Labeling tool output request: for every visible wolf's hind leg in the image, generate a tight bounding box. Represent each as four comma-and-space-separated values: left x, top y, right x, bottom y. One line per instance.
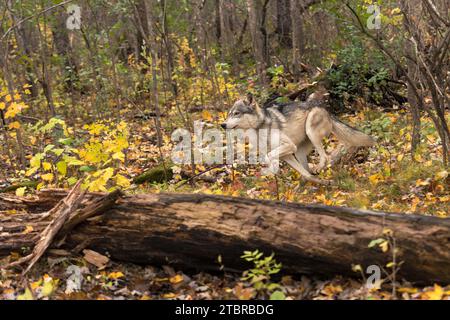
282, 154, 331, 185
305, 110, 333, 174
330, 145, 359, 166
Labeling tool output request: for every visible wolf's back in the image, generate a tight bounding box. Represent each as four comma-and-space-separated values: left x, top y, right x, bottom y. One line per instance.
331, 117, 375, 147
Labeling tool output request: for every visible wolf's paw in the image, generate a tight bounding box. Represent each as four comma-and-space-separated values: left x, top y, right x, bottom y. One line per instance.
307, 176, 332, 185
311, 165, 324, 175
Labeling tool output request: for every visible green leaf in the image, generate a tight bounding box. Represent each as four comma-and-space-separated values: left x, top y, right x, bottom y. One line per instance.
368, 238, 385, 248
79, 165, 96, 172
17, 288, 33, 300
56, 161, 67, 176
44, 144, 55, 153
267, 283, 280, 291
270, 291, 285, 300
52, 148, 65, 156
67, 177, 78, 185
58, 138, 73, 145
41, 280, 55, 297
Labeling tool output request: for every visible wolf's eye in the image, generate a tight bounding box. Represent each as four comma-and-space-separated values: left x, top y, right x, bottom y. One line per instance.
234, 111, 240, 116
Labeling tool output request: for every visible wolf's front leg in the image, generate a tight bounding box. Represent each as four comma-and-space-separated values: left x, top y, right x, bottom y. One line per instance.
282, 155, 331, 185
261, 141, 297, 175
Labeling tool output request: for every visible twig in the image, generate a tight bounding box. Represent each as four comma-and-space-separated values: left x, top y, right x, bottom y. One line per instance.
175, 164, 227, 189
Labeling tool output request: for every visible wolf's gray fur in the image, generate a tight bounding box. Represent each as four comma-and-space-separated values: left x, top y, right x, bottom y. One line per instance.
221, 92, 375, 184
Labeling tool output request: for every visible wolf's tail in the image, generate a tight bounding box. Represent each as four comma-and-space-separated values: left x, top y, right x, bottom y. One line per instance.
331, 117, 375, 147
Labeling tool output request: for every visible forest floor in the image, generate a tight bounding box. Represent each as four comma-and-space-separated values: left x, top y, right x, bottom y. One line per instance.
1, 254, 450, 300
0, 103, 449, 300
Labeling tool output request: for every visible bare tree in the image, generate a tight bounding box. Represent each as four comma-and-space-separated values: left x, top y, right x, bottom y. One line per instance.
247, 0, 270, 84
290, 0, 305, 78
347, 2, 450, 163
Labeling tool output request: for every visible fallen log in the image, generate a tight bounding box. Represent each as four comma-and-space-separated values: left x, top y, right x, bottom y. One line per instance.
6, 182, 85, 274
1, 190, 449, 284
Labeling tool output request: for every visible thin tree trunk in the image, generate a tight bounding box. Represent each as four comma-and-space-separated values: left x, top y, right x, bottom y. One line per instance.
290, 0, 305, 79
276, 0, 291, 48
246, 0, 269, 85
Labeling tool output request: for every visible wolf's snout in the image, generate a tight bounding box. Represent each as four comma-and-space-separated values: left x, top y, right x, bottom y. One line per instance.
220, 123, 226, 129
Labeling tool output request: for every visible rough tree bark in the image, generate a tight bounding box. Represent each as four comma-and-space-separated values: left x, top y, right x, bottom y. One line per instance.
247, 0, 269, 84
51, 7, 79, 92
1, 191, 449, 284
276, 0, 292, 48
290, 0, 305, 78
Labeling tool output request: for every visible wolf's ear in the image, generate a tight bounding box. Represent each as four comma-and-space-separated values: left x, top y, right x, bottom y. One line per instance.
245, 93, 253, 105
252, 101, 264, 119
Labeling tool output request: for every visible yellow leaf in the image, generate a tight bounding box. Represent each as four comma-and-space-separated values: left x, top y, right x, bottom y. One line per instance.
352, 264, 363, 273
30, 154, 42, 168
379, 240, 389, 253
108, 271, 124, 279
423, 284, 444, 300
163, 292, 176, 299
321, 284, 343, 296
16, 187, 26, 196
56, 161, 67, 176
0, 102, 5, 110
8, 121, 20, 129
41, 173, 54, 182
415, 179, 430, 187
115, 174, 130, 189
42, 162, 52, 171
41, 277, 57, 297
169, 274, 184, 284
5, 94, 11, 102
398, 287, 418, 294
369, 173, 382, 185
31, 280, 42, 290
5, 102, 27, 118
201, 110, 213, 122
17, 288, 33, 300
22, 225, 33, 234
112, 151, 125, 162
25, 167, 39, 177
435, 170, 448, 180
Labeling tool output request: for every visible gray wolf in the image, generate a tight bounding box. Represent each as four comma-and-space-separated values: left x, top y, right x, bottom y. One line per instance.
221, 91, 375, 185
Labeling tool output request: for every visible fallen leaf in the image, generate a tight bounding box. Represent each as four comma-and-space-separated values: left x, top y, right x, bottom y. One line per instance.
15, 187, 26, 197
169, 274, 184, 284
83, 249, 109, 269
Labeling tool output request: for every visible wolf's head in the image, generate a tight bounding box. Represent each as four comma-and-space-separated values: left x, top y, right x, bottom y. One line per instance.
221, 94, 265, 130
306, 88, 330, 104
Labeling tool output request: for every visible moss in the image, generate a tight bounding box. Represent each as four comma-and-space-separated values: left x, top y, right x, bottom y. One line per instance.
0, 180, 39, 193
133, 164, 173, 184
